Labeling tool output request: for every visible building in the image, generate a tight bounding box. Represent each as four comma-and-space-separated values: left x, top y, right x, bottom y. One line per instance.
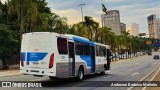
131, 23, 139, 36
120, 23, 126, 35
147, 14, 160, 39
102, 10, 121, 35
156, 19, 160, 38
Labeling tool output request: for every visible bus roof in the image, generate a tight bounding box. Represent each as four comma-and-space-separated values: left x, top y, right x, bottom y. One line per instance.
22, 32, 109, 48
94, 42, 110, 48
64, 34, 94, 46
23, 32, 59, 36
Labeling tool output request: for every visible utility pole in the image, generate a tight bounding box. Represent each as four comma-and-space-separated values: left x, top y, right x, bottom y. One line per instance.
78, 3, 85, 23
100, 0, 103, 27
0, 0, 2, 13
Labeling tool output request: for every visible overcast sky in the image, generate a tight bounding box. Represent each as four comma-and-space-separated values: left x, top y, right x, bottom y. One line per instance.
1, 0, 160, 34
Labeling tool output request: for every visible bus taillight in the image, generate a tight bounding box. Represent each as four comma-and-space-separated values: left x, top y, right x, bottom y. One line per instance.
20, 53, 24, 67
49, 53, 54, 68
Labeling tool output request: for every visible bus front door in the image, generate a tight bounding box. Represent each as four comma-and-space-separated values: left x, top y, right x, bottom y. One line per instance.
68, 42, 75, 76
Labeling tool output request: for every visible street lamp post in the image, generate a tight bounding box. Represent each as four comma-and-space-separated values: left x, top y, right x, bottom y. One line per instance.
78, 3, 85, 23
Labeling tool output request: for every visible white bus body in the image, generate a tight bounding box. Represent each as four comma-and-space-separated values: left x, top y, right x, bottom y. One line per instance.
20, 32, 111, 80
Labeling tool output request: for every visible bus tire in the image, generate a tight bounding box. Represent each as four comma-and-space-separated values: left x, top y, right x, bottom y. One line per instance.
49, 76, 58, 80
77, 67, 84, 81
100, 71, 105, 75
100, 66, 106, 75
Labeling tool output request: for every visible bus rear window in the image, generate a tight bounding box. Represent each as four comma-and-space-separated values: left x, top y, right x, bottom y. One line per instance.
57, 37, 68, 54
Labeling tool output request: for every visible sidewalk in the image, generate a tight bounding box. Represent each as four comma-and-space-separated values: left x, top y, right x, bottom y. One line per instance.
0, 65, 21, 78
111, 55, 146, 63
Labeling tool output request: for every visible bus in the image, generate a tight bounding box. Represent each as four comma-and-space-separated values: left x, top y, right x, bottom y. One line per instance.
20, 32, 112, 81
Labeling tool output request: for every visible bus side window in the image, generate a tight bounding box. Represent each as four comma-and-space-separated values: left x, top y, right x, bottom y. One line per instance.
75, 42, 79, 55
83, 43, 90, 55
75, 42, 90, 56
75, 42, 82, 55
102, 46, 106, 57
57, 37, 68, 54
79, 42, 83, 55
100, 46, 103, 56
96, 45, 99, 56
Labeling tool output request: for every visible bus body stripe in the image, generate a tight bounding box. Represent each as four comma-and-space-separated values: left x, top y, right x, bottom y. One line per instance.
20, 52, 26, 61
27, 52, 48, 61
20, 52, 48, 61
72, 36, 94, 46
80, 55, 92, 68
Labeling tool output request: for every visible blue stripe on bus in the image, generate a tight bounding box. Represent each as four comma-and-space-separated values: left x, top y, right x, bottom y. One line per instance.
27, 52, 48, 61
20, 52, 26, 61
80, 55, 92, 67
89, 41, 94, 46
73, 36, 94, 46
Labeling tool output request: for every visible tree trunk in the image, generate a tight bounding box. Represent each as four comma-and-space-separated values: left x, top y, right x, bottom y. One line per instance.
95, 29, 98, 42
20, 3, 24, 43
2, 59, 9, 69
89, 26, 92, 41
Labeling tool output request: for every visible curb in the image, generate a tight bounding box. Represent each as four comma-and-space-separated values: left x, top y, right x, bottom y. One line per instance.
0, 70, 22, 78
111, 55, 146, 63
0, 73, 23, 78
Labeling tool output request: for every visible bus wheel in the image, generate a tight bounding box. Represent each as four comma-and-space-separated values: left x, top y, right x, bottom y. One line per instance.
100, 68, 105, 75
100, 71, 105, 75
77, 68, 84, 81
49, 76, 58, 80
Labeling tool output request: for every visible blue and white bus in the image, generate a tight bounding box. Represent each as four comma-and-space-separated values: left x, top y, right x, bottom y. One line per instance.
20, 32, 111, 81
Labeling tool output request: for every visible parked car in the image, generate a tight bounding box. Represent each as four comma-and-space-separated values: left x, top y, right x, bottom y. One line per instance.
153, 55, 159, 59
147, 51, 152, 55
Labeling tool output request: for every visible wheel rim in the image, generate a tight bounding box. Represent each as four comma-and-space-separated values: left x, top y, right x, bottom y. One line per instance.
79, 70, 83, 80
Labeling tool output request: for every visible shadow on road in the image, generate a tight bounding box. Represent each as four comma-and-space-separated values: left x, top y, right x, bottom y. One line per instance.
33, 73, 113, 87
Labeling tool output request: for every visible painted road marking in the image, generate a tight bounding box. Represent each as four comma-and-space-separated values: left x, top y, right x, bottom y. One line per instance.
104, 76, 111, 78
72, 82, 89, 87
142, 67, 160, 90
127, 63, 160, 90
131, 72, 140, 76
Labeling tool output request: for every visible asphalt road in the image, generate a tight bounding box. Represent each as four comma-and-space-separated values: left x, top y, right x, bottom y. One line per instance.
0, 52, 160, 90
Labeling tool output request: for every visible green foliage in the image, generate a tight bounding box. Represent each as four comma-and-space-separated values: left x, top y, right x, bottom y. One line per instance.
0, 24, 18, 59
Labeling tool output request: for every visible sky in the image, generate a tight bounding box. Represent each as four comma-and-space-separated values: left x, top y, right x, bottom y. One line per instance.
1, 0, 160, 34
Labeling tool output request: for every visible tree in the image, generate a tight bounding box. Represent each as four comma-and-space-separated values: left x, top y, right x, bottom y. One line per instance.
7, 0, 53, 39
49, 13, 68, 34
68, 22, 87, 37
84, 16, 97, 41
0, 24, 18, 69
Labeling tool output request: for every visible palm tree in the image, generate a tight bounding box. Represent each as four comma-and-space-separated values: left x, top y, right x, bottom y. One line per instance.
25, 2, 39, 32
7, 0, 53, 39
121, 31, 131, 58
7, 0, 28, 40
92, 21, 99, 42
84, 16, 97, 41
50, 13, 68, 34
97, 27, 113, 44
